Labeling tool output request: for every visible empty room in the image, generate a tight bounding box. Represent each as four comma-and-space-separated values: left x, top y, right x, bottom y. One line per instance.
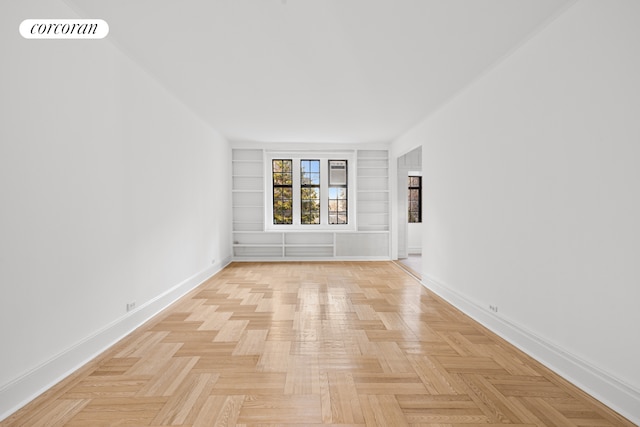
1, 0, 639, 425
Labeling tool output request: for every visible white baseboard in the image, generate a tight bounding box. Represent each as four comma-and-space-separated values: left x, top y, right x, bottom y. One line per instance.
421, 274, 640, 425
0, 257, 232, 422
232, 256, 391, 262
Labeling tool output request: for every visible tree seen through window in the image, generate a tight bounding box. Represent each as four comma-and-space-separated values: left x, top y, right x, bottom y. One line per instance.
300, 160, 320, 224
272, 159, 293, 224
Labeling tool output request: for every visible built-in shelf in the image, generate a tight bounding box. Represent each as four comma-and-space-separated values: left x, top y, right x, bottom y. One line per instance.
233, 244, 281, 247
232, 149, 266, 246
356, 150, 389, 233
284, 244, 333, 247
231, 148, 390, 259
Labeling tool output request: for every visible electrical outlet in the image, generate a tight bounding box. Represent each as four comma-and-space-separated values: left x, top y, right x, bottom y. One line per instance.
489, 305, 498, 313
126, 301, 136, 312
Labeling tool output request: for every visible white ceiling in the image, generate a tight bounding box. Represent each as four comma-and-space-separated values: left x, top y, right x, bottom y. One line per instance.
65, 0, 573, 144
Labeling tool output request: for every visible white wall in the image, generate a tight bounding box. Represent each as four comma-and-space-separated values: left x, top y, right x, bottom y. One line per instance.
393, 0, 640, 422
0, 0, 232, 419
407, 223, 422, 255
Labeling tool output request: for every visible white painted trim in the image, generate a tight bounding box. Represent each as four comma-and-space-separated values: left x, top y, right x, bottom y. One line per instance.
0, 257, 232, 422
421, 273, 640, 425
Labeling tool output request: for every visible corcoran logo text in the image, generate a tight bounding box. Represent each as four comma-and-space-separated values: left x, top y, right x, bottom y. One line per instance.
20, 19, 109, 39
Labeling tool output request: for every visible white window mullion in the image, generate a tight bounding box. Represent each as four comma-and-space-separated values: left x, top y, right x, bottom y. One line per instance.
320, 159, 328, 226
292, 158, 301, 226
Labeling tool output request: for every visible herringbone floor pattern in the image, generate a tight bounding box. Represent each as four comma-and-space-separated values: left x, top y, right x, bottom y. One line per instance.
3, 262, 633, 426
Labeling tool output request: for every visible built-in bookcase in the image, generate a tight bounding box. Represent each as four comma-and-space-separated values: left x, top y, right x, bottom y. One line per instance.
357, 150, 390, 232
232, 149, 264, 233
231, 148, 390, 260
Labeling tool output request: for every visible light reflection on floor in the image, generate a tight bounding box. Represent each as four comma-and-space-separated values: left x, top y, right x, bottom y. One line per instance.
397, 254, 421, 279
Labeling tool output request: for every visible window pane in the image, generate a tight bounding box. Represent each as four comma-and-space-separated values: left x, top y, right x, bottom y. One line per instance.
274, 173, 293, 186
301, 160, 320, 186
302, 187, 319, 199
409, 176, 421, 187
301, 195, 320, 224
301, 207, 320, 224
330, 187, 347, 199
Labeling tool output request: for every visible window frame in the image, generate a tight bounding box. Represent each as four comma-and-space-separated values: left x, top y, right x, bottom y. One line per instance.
408, 175, 422, 223
328, 160, 348, 225
271, 159, 293, 224
300, 159, 321, 225
265, 151, 355, 231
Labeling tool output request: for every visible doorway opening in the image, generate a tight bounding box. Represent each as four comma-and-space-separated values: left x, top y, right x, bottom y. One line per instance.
396, 147, 422, 278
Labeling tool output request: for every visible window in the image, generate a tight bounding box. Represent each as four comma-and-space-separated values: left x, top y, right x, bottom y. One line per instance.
300, 160, 320, 224
272, 159, 293, 224
328, 160, 348, 224
408, 176, 421, 223
266, 153, 354, 230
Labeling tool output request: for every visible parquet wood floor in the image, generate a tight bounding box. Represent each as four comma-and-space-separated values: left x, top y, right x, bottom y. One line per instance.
3, 262, 634, 426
